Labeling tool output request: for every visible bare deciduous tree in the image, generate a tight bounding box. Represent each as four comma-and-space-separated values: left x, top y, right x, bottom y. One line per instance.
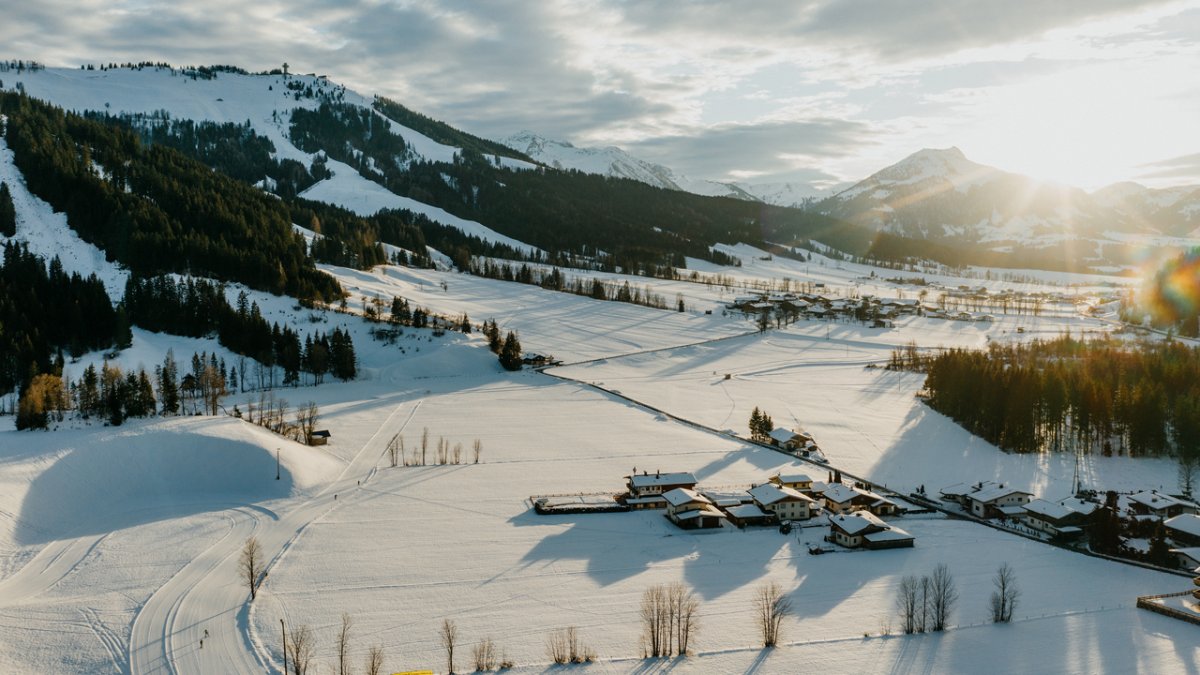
452, 442, 462, 465
929, 564, 957, 632
473, 439, 482, 464
337, 612, 353, 675
440, 618, 458, 674
365, 644, 384, 675
287, 624, 314, 675
472, 636, 497, 671
240, 537, 263, 600
296, 401, 319, 445
421, 427, 429, 465
896, 575, 919, 634
546, 627, 593, 664
989, 562, 1020, 623
755, 582, 791, 647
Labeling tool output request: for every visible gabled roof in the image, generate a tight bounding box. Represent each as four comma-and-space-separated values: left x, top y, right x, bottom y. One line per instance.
773, 472, 813, 485
828, 510, 887, 536
1164, 513, 1200, 539
1024, 499, 1074, 521
726, 503, 770, 520
1059, 497, 1101, 516
749, 483, 814, 507
663, 487, 710, 508
675, 506, 726, 521
768, 428, 801, 444
823, 483, 864, 504
628, 472, 697, 489
1129, 491, 1198, 511
863, 527, 914, 543
968, 484, 1032, 504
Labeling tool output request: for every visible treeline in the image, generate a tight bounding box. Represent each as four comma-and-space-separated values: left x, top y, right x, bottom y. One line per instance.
93, 112, 328, 198
0, 242, 119, 394
0, 91, 341, 300
916, 336, 1200, 459
372, 96, 534, 162
124, 275, 357, 386
470, 259, 674, 311
18, 350, 218, 429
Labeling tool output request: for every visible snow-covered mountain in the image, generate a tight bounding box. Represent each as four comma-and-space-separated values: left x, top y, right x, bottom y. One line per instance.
503, 131, 825, 206
819, 147, 1127, 250
1091, 181, 1200, 237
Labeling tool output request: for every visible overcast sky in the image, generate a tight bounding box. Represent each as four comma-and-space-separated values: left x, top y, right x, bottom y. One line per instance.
6, 0, 1199, 190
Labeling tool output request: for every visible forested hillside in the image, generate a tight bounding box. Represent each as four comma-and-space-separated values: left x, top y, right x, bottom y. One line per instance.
291, 101, 871, 272
0, 92, 341, 300
910, 337, 1200, 461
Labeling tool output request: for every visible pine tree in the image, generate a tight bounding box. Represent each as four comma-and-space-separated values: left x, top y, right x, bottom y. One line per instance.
0, 182, 15, 237
499, 331, 522, 371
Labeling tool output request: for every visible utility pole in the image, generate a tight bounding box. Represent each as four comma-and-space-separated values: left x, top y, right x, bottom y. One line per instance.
281, 619, 287, 674
276, 449, 281, 481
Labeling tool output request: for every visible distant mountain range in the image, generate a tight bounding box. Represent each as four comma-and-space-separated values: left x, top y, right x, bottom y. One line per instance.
4, 63, 1198, 275
509, 132, 1200, 264
503, 131, 827, 207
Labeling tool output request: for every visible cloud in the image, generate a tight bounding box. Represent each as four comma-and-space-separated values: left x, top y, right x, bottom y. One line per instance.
1136, 152, 1200, 183
0, 0, 1193, 190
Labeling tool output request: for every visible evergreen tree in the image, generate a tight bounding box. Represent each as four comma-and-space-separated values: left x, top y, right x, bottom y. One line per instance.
1147, 520, 1172, 567
499, 331, 523, 371
0, 182, 15, 237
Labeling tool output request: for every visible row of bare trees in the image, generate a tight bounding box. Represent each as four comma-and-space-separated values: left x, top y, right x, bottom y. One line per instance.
439, 618, 514, 673
387, 428, 484, 467
895, 564, 957, 634
640, 583, 699, 657
282, 614, 385, 675
242, 391, 322, 445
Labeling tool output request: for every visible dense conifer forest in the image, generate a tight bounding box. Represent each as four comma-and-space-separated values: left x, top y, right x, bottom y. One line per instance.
906, 336, 1200, 462
0, 92, 341, 301
0, 242, 118, 394
289, 101, 870, 272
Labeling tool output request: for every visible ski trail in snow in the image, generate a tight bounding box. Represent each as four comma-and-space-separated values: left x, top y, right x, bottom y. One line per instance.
126, 395, 422, 675
0, 533, 108, 606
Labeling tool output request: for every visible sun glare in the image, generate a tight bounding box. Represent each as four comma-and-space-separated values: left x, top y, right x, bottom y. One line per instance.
957, 59, 1195, 191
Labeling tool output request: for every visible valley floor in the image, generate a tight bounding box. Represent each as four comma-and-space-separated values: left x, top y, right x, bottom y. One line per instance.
0, 257, 1196, 674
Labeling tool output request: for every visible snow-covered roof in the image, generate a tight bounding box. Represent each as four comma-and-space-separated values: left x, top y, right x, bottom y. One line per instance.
726, 504, 769, 520
863, 527, 914, 544
969, 484, 1032, 504
823, 483, 862, 504
768, 428, 801, 444
749, 483, 814, 506
1060, 497, 1101, 516
1024, 499, 1075, 521
1164, 514, 1200, 539
675, 506, 725, 521
628, 472, 697, 488
773, 472, 813, 485
829, 510, 887, 536
1169, 547, 1200, 566
940, 480, 999, 498
663, 487, 710, 508
1129, 491, 1197, 511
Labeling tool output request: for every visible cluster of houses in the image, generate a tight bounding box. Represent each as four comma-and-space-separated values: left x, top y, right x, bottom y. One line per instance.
622, 469, 914, 550
939, 481, 1200, 571
727, 292, 922, 326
